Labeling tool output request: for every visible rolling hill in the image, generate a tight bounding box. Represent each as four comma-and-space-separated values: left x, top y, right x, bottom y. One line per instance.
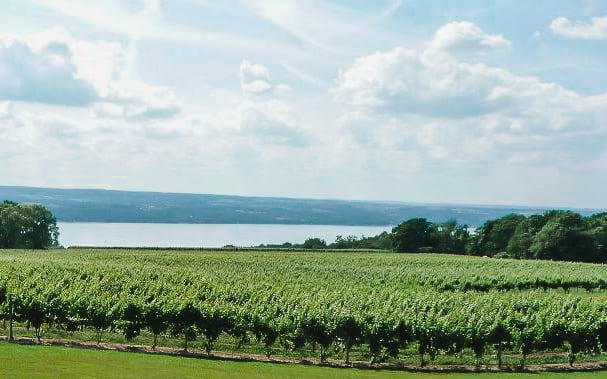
0, 186, 601, 226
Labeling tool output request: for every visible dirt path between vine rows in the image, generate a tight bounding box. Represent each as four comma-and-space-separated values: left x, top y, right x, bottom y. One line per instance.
3, 335, 607, 373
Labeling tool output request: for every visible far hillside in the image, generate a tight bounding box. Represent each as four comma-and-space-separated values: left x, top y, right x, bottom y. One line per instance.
0, 186, 602, 227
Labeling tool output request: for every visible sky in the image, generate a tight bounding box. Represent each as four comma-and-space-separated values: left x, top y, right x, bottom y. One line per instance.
1, 0, 607, 208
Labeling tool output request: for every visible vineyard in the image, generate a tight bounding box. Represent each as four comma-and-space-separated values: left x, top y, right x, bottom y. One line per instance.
2, 249, 607, 370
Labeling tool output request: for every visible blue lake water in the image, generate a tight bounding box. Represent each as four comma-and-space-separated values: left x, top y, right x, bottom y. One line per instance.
58, 223, 391, 248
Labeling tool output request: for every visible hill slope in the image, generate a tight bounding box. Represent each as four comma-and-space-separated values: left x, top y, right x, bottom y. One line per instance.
0, 186, 601, 226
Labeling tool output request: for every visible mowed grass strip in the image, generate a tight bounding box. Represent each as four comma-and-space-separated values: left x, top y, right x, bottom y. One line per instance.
2, 343, 607, 379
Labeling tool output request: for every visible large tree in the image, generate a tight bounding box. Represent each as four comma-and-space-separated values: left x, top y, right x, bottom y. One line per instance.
392, 218, 436, 253
0, 201, 59, 249
434, 219, 470, 254
467, 214, 526, 256
0, 201, 28, 248
529, 211, 598, 262
25, 204, 59, 249
506, 214, 548, 259
587, 213, 607, 259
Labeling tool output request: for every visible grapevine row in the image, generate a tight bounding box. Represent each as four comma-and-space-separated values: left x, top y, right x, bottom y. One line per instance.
1, 249, 607, 368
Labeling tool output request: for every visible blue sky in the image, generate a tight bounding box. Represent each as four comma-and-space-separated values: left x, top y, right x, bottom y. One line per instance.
1, 0, 607, 208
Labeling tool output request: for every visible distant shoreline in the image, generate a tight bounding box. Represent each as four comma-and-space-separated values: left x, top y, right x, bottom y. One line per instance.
4, 186, 603, 228
57, 221, 395, 226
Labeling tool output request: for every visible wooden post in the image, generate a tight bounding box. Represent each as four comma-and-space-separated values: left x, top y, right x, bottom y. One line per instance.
8, 294, 14, 342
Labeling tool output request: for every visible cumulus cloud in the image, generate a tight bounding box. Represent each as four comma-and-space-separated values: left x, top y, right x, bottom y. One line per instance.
0, 101, 13, 120
332, 21, 607, 167
334, 47, 516, 118
239, 59, 293, 96
333, 44, 604, 127
238, 100, 309, 147
18, 28, 126, 94
0, 39, 97, 106
240, 60, 274, 95
96, 82, 180, 120
0, 29, 179, 119
550, 16, 607, 39
429, 21, 511, 55
226, 60, 308, 146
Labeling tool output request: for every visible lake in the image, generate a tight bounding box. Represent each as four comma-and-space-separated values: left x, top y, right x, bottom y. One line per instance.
58, 223, 391, 248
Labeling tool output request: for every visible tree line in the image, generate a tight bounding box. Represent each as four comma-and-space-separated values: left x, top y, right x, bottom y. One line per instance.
0, 201, 59, 249
2, 198, 606, 263
256, 232, 393, 250
391, 211, 607, 262
277, 210, 607, 263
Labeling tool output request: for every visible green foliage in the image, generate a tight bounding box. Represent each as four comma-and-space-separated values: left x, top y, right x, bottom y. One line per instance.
330, 232, 393, 250
0, 201, 58, 249
392, 218, 435, 253
302, 238, 327, 249
2, 249, 607, 368
256, 209, 607, 263
467, 211, 607, 263
506, 214, 548, 259
26, 204, 60, 249
529, 212, 598, 262
468, 214, 526, 257
391, 218, 469, 254
117, 302, 144, 341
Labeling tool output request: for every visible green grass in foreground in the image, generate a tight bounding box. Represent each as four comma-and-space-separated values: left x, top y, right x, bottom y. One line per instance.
2, 343, 607, 379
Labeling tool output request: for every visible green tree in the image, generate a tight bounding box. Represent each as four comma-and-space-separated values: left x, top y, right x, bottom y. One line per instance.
0, 201, 59, 249
331, 235, 358, 249
302, 238, 327, 249
0, 201, 28, 248
435, 220, 469, 254
529, 211, 598, 262
468, 214, 526, 256
392, 218, 436, 253
506, 214, 548, 259
587, 213, 607, 260
24, 204, 59, 249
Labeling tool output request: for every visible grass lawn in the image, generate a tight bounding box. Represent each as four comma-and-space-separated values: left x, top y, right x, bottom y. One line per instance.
2, 343, 607, 379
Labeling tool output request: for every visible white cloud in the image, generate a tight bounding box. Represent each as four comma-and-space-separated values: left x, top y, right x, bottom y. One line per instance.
191, 96, 310, 148
332, 21, 607, 171
429, 21, 511, 55
239, 60, 293, 98
0, 29, 179, 119
240, 60, 273, 95
0, 38, 97, 106
333, 47, 516, 118
0, 101, 13, 120
237, 100, 309, 147
101, 81, 180, 120
31, 0, 306, 63
19, 28, 126, 93
1, 5, 606, 207
550, 16, 607, 39
333, 42, 604, 127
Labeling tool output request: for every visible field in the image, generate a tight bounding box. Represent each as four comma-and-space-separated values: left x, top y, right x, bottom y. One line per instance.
3, 249, 607, 374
